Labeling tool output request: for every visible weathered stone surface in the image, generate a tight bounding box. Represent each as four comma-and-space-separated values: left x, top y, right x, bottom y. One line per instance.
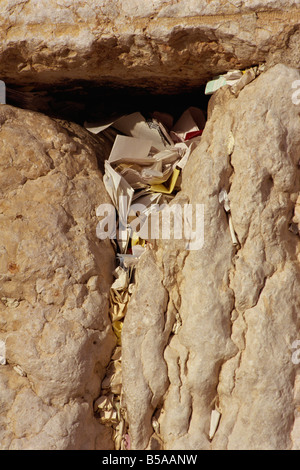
1, 1, 300, 451
0, 105, 116, 449
0, 1, 300, 93
122, 250, 172, 450
122, 64, 300, 450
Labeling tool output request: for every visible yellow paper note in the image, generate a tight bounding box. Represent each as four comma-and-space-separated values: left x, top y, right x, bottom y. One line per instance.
150, 167, 181, 194
112, 320, 123, 345
131, 232, 146, 247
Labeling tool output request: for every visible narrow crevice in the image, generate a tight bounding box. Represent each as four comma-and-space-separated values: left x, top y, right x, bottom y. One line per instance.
5, 84, 211, 127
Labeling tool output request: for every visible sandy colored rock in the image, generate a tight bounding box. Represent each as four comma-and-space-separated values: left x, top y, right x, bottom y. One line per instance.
0, 2, 299, 450
0, 1, 300, 93
121, 250, 172, 450
121, 64, 300, 450
0, 105, 116, 449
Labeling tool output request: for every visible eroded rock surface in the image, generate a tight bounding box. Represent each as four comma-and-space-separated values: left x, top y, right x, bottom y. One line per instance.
0, 105, 116, 449
122, 64, 300, 450
0, 1, 300, 92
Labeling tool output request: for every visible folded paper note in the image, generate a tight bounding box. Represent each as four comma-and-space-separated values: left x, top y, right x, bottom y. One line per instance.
219, 189, 239, 246
205, 69, 257, 96
84, 118, 120, 134
0, 340, 6, 365
112, 320, 123, 345
112, 147, 180, 188
111, 266, 130, 292
170, 107, 206, 143
114, 161, 173, 189
209, 409, 221, 440
117, 251, 145, 268
205, 75, 227, 95
102, 160, 134, 252
85, 111, 170, 150
175, 141, 198, 170
230, 68, 256, 96
218, 189, 231, 212
113, 112, 169, 151
108, 135, 153, 165
150, 167, 181, 194
103, 160, 134, 224
205, 70, 244, 95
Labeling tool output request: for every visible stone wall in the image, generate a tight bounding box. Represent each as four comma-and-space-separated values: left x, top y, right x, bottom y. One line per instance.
0, 106, 116, 449
0, 1, 300, 92
122, 64, 300, 450
0, 0, 299, 451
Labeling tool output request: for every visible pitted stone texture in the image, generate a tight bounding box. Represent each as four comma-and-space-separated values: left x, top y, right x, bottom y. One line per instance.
121, 250, 172, 450
0, 105, 116, 450
0, 1, 300, 92
121, 64, 300, 450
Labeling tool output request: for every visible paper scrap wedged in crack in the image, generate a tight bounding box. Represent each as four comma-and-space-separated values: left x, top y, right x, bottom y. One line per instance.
108, 135, 153, 165
93, 106, 206, 259
0, 340, 6, 365
219, 188, 239, 246
205, 65, 265, 96
87, 64, 267, 449
170, 106, 206, 142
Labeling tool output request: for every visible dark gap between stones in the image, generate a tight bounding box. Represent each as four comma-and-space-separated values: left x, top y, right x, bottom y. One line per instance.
5, 83, 211, 126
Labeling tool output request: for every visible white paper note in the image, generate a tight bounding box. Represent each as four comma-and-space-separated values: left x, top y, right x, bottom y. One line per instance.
108, 135, 153, 165
0, 340, 6, 365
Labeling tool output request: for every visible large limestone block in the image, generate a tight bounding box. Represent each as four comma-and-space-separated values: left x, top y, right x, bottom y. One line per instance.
0, 105, 116, 449
0, 1, 299, 92
122, 64, 300, 450
121, 250, 172, 450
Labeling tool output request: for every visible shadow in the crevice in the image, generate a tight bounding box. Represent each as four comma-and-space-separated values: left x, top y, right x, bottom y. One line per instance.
5, 84, 211, 126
